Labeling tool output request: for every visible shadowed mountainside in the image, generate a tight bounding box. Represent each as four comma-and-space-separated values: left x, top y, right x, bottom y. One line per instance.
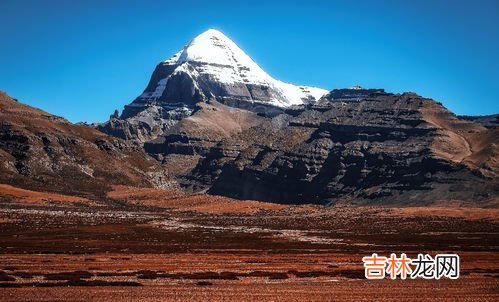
178, 91, 498, 205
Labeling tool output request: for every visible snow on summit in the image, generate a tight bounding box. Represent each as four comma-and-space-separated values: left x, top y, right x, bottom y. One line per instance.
140, 29, 327, 107
174, 29, 271, 86
177, 29, 259, 67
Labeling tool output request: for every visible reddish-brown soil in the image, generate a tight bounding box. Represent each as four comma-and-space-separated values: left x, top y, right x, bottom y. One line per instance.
0, 184, 94, 206
0, 185, 498, 301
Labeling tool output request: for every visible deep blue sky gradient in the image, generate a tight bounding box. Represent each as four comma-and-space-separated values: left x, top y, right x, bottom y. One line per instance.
1, 0, 498, 122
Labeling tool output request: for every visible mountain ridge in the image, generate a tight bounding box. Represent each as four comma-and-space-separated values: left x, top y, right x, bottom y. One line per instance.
138, 29, 327, 107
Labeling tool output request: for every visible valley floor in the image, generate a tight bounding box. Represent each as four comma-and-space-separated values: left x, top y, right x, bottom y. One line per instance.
0, 185, 497, 301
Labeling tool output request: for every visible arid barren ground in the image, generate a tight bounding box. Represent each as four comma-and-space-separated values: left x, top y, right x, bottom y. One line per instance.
0, 185, 497, 301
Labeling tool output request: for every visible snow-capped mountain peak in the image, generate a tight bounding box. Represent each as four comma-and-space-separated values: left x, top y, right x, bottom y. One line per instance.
171, 29, 272, 86
137, 29, 328, 108
176, 29, 263, 70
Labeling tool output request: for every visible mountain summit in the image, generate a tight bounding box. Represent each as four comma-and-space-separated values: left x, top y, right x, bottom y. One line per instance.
136, 29, 327, 108
99, 29, 328, 143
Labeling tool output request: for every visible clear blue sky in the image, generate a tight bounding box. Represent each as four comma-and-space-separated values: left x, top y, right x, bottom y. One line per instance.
1, 0, 498, 122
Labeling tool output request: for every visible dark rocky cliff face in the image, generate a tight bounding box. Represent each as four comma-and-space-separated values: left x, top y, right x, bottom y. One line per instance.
175, 91, 498, 205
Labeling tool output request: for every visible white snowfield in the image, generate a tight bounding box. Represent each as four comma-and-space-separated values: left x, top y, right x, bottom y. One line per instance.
141, 29, 327, 107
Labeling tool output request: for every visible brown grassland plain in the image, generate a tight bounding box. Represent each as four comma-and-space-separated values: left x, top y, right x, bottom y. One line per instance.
0, 185, 497, 301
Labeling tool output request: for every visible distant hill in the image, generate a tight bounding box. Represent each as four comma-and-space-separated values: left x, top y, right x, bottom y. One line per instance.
0, 91, 169, 196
